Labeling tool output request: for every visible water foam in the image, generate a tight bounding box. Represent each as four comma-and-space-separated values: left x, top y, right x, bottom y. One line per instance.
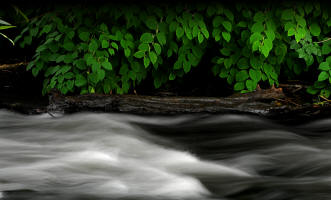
0, 111, 252, 199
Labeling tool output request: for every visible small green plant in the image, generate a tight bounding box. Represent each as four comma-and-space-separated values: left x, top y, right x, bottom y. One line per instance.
0, 18, 15, 45
14, 2, 331, 97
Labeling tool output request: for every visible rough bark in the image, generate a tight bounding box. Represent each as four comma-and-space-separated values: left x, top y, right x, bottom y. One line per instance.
47, 88, 331, 124
48, 88, 291, 116
0, 62, 28, 70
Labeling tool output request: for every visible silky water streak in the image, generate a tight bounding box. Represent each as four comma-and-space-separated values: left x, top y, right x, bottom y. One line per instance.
1, 110, 331, 200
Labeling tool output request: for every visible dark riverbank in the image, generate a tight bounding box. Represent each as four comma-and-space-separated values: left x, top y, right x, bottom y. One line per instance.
1, 62, 331, 124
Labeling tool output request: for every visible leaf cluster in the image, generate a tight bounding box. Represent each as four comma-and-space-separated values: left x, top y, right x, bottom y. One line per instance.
14, 2, 331, 97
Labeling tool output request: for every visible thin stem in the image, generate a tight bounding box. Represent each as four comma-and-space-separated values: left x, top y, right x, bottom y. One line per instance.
314, 37, 331, 44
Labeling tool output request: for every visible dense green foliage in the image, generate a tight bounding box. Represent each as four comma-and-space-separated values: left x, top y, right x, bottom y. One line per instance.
14, 2, 331, 97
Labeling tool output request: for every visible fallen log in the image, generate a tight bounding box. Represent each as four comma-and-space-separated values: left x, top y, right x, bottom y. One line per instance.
47, 88, 331, 124
47, 87, 293, 116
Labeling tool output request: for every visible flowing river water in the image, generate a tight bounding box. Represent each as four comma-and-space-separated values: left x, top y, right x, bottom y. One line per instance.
0, 109, 331, 200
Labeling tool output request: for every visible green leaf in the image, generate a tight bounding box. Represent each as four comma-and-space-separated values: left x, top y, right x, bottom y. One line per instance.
318, 71, 329, 81
176, 27, 184, 39
253, 12, 265, 22
296, 17, 306, 27
213, 16, 222, 27
169, 73, 176, 80
108, 48, 115, 56
237, 21, 247, 28
44, 66, 59, 77
138, 43, 149, 52
111, 42, 118, 50
144, 57, 150, 68
224, 9, 234, 21
327, 56, 331, 65
145, 17, 158, 30
79, 32, 90, 42
101, 40, 109, 48
154, 79, 161, 89
102, 61, 112, 70
237, 57, 249, 69
183, 61, 191, 73
281, 9, 294, 20
124, 48, 131, 57
55, 55, 65, 63
156, 32, 166, 45
89, 39, 98, 52
222, 21, 232, 32
153, 43, 162, 55
261, 38, 273, 57
54, 34, 62, 41
73, 59, 87, 70
220, 48, 231, 56
319, 62, 329, 71
284, 22, 296, 31
198, 32, 204, 43
91, 61, 100, 73
0, 19, 11, 26
327, 19, 331, 27
304, 3, 314, 14
64, 72, 74, 79
249, 32, 263, 43
322, 43, 331, 55
140, 33, 154, 43
218, 67, 227, 78
41, 24, 53, 34
63, 41, 75, 51
149, 51, 157, 64
184, 26, 193, 40
134, 51, 145, 58
99, 23, 108, 32
234, 82, 245, 91
263, 63, 273, 75
29, 27, 38, 36
169, 21, 178, 32
295, 28, 306, 42
250, 56, 262, 69
167, 49, 173, 57
174, 60, 181, 69
265, 30, 275, 41
321, 89, 331, 98
64, 54, 74, 64
207, 5, 216, 16
310, 23, 321, 37
235, 70, 249, 82
307, 86, 319, 95
185, 28, 194, 40
224, 58, 233, 69
287, 28, 296, 36
249, 69, 262, 82
222, 32, 231, 42
97, 69, 105, 81
246, 79, 256, 91
75, 74, 87, 87
201, 27, 209, 39
67, 31, 75, 40
251, 22, 264, 33
66, 80, 74, 90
